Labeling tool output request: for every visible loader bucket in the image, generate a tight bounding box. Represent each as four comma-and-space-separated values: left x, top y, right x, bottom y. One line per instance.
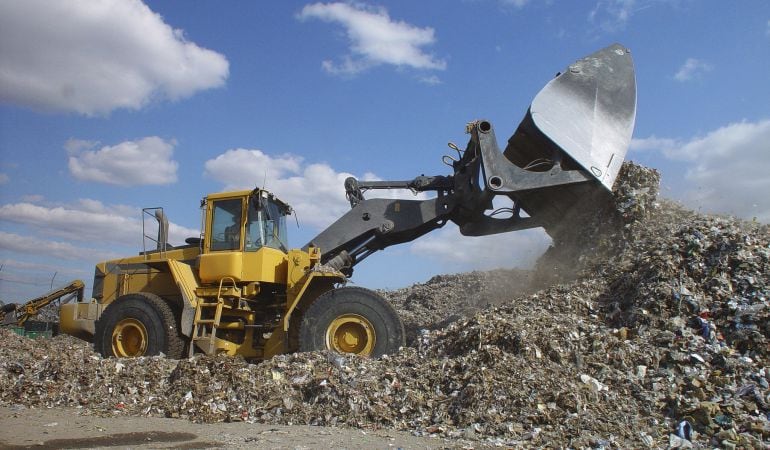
494, 44, 636, 240
504, 43, 636, 190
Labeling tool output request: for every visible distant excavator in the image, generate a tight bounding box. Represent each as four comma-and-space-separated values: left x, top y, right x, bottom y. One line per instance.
43, 44, 636, 360
1, 280, 84, 327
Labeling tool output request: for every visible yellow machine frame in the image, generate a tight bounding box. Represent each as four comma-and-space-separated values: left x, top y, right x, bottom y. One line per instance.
60, 188, 345, 359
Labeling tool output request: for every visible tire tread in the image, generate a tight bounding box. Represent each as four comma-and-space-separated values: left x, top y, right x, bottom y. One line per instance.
298, 286, 404, 357
94, 292, 185, 358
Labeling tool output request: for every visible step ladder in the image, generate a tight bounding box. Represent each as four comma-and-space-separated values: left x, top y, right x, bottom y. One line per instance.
190, 277, 236, 356
190, 299, 225, 355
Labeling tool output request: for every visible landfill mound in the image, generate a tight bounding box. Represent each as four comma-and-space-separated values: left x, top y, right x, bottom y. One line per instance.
1, 161, 769, 448
383, 268, 535, 345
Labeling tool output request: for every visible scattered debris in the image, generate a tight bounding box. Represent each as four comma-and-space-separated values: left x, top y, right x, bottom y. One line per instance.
1, 161, 768, 448
384, 269, 534, 345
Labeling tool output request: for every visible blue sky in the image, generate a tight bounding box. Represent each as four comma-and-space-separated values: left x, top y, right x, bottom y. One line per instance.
1, 0, 768, 302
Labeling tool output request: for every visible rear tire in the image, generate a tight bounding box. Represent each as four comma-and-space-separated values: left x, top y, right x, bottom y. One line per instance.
298, 287, 404, 358
94, 293, 185, 358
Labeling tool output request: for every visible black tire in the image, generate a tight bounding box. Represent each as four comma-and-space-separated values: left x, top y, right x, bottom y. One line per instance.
94, 293, 185, 359
298, 286, 405, 358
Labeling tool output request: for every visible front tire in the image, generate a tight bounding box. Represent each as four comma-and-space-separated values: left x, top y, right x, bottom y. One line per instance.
299, 287, 404, 358
94, 293, 185, 358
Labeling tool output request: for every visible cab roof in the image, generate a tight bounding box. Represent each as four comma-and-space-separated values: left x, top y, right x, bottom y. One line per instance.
205, 189, 253, 201
203, 188, 293, 213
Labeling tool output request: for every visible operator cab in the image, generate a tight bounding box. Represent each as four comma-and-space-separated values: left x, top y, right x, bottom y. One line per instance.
200, 189, 293, 285
209, 191, 290, 253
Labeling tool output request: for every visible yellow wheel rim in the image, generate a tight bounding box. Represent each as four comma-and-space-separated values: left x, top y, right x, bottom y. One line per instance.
326, 314, 375, 356
112, 318, 148, 357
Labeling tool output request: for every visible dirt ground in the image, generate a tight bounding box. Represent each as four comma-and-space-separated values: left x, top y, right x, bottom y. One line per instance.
0, 406, 477, 449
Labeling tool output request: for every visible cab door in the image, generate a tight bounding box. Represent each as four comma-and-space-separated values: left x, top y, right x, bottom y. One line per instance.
198, 195, 288, 284
199, 197, 245, 282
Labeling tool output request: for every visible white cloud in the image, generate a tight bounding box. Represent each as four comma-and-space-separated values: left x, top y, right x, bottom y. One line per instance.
501, 0, 531, 7
667, 121, 770, 162
0, 200, 198, 246
410, 225, 551, 272
67, 137, 178, 186
0, 198, 194, 299
0, 259, 90, 300
630, 136, 678, 153
0, 202, 133, 244
674, 58, 713, 82
0, 258, 89, 276
588, 0, 638, 32
298, 2, 446, 75
634, 119, 770, 222
203, 149, 304, 190
204, 148, 429, 229
205, 149, 356, 228
418, 75, 442, 85
63, 139, 99, 154
0, 0, 229, 115
0, 231, 120, 262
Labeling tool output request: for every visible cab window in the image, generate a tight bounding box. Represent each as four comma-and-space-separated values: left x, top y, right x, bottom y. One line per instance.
245, 196, 289, 252
210, 199, 242, 251
264, 199, 289, 252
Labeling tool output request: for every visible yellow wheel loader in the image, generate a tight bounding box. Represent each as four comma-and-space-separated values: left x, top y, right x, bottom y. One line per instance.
58, 44, 637, 360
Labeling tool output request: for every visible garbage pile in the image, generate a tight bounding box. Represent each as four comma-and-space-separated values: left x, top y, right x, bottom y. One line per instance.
384, 268, 534, 345
1, 161, 768, 448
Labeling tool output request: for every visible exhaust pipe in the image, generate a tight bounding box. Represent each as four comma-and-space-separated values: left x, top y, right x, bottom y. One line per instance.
155, 209, 169, 250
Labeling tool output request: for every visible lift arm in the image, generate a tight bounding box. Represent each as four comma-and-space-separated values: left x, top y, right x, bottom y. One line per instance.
305, 44, 636, 275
